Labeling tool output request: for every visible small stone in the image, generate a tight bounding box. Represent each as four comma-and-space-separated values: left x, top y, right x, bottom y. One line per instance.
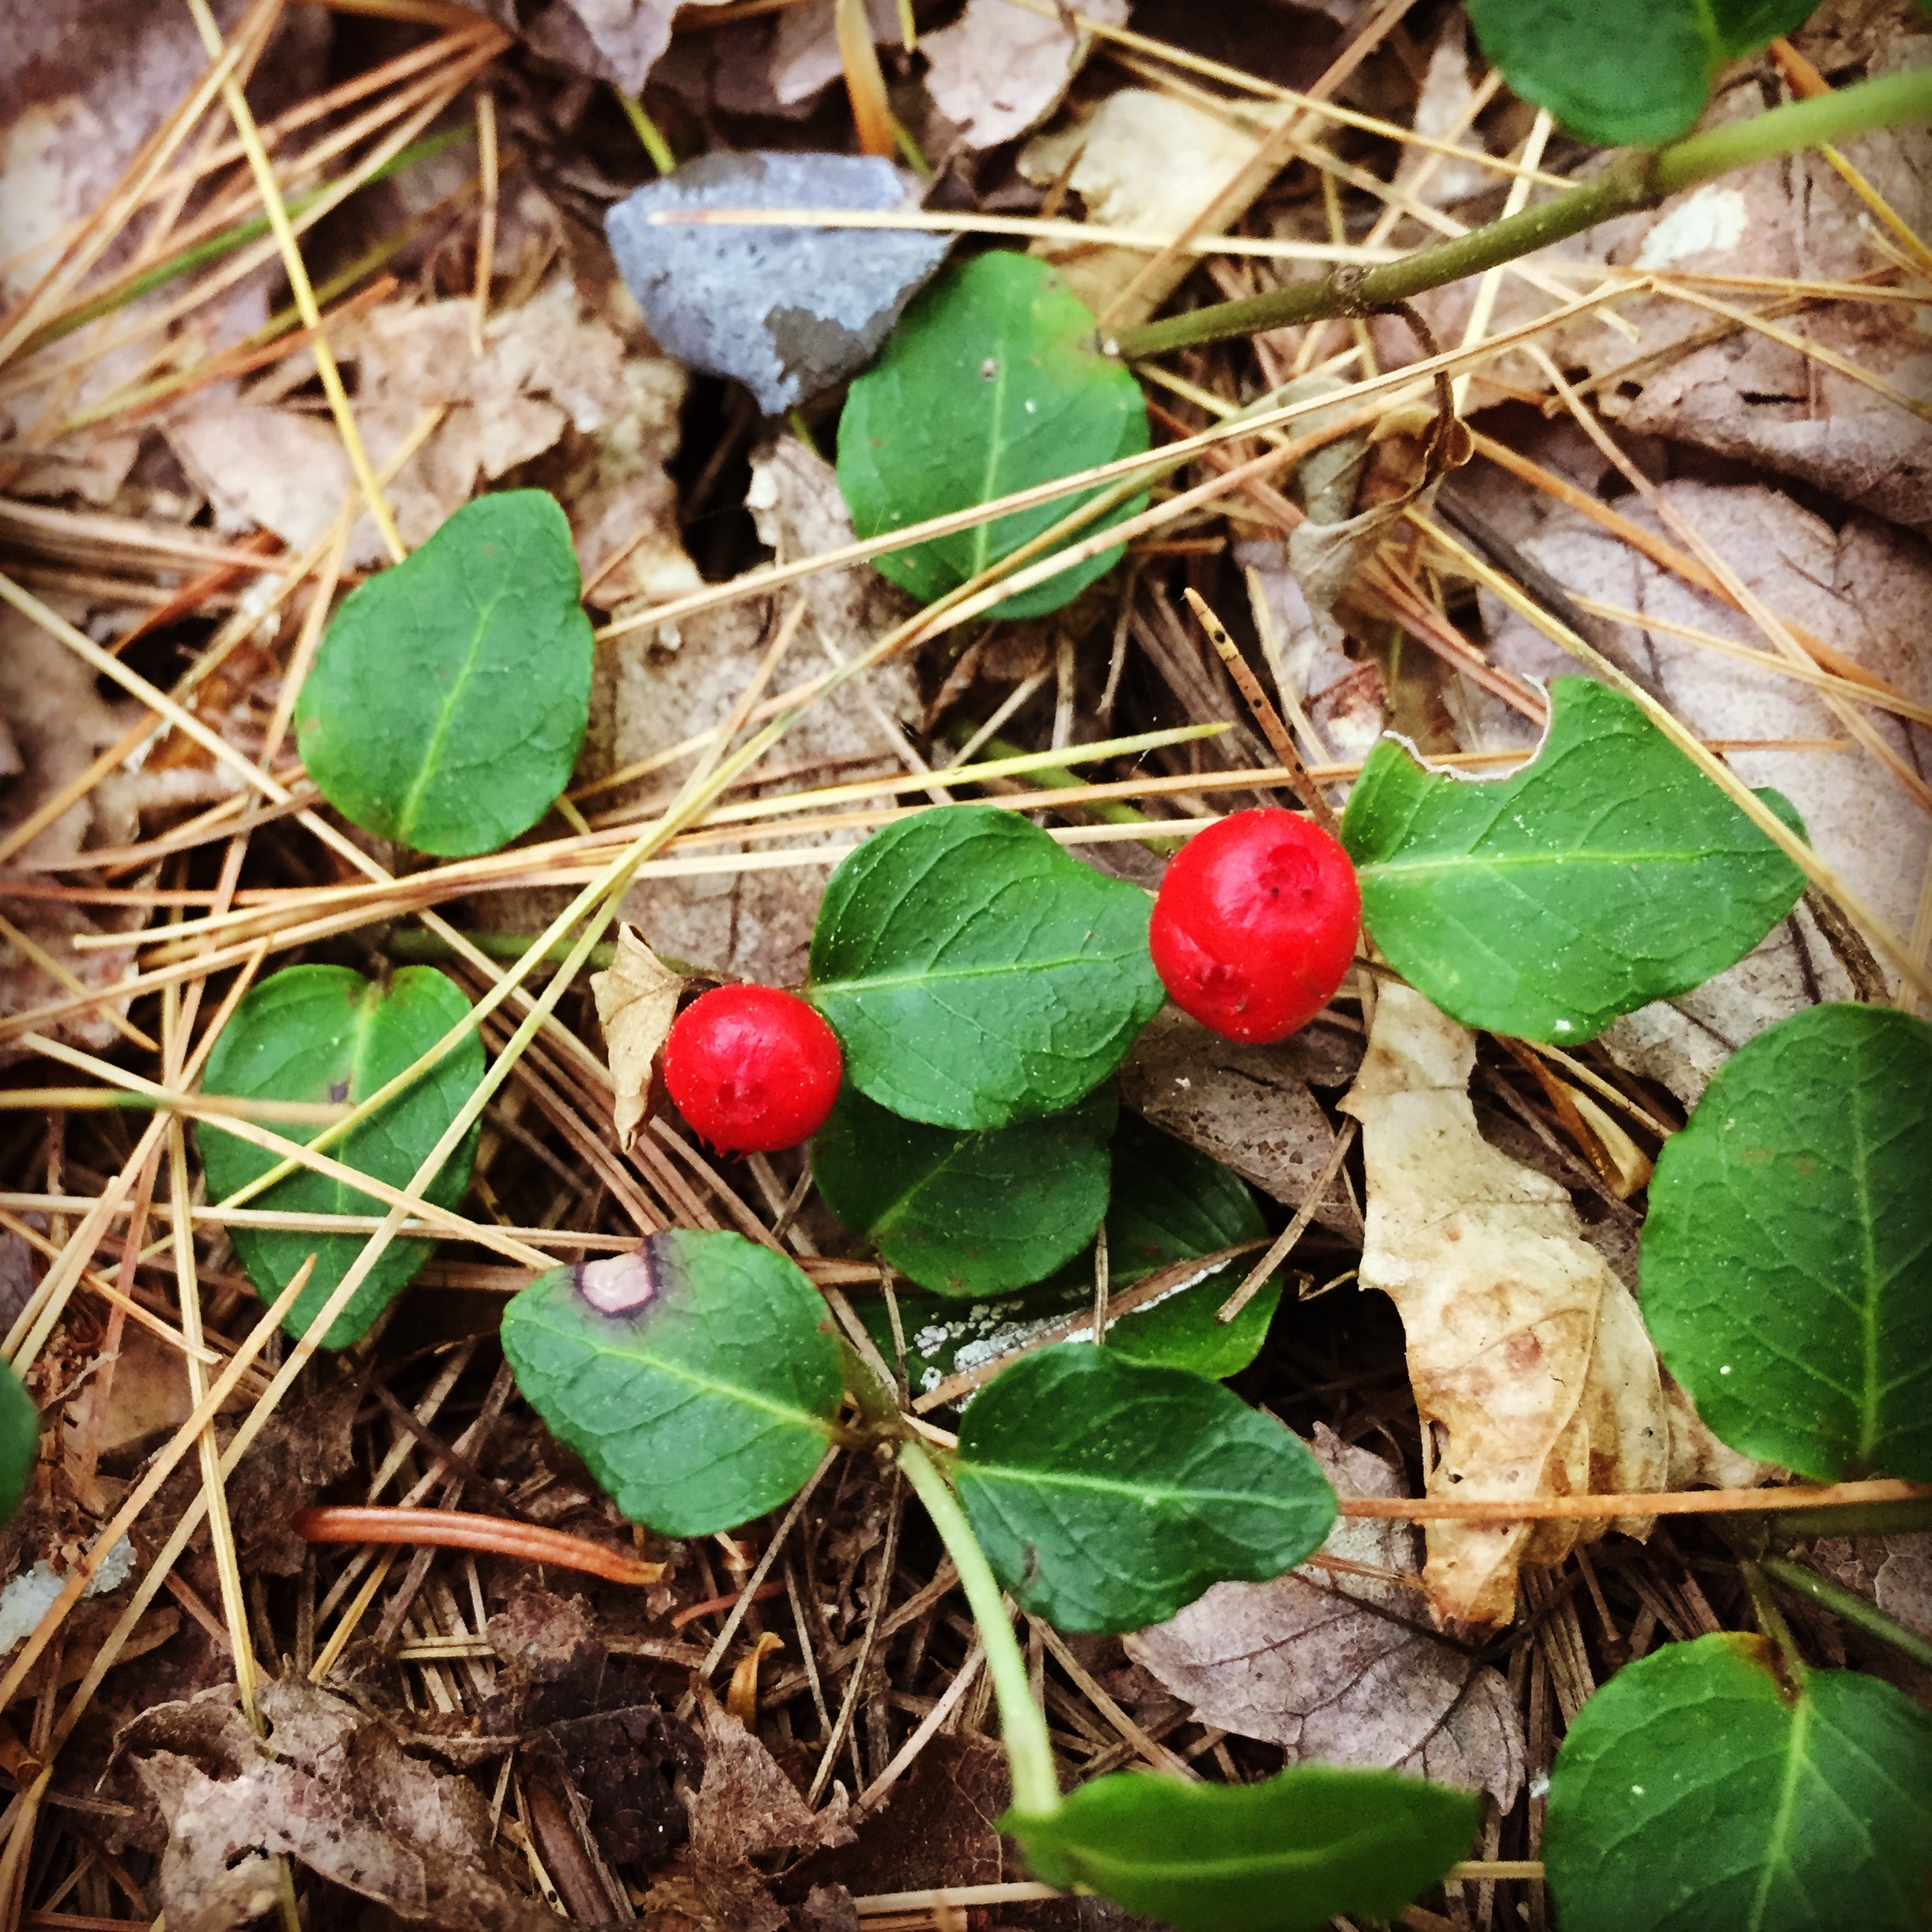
605, 151, 952, 415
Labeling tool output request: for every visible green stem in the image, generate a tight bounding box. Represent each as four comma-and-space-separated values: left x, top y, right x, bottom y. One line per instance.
1113, 66, 1932, 361
616, 89, 677, 175
896, 1438, 1061, 1818
1759, 1556, 1932, 1673
942, 724, 1183, 854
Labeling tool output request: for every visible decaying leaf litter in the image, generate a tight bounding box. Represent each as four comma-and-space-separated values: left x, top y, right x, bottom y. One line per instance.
0, 0, 1927, 1927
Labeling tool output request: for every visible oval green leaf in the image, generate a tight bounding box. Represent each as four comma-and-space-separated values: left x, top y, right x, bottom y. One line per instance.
808, 807, 1166, 1130
1341, 677, 1805, 1044
1466, 0, 1815, 146
0, 1370, 39, 1528
954, 1344, 1335, 1631
815, 1084, 1114, 1297
196, 964, 485, 1349
837, 251, 1149, 619
1640, 1003, 1932, 1482
1544, 1631, 1932, 1932
861, 1115, 1283, 1392
1009, 1764, 1477, 1932
295, 490, 594, 857
501, 1229, 842, 1536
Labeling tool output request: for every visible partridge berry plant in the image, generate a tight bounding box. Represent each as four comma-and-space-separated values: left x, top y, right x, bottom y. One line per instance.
129, 10, 1932, 1928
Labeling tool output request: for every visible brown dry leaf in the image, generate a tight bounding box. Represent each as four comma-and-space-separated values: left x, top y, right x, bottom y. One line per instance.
1556, 62, 1931, 527
123, 1678, 558, 1932
1017, 89, 1276, 323
168, 270, 696, 592
1339, 981, 1669, 1625
923, 0, 1127, 153
460, 0, 735, 93
1117, 1007, 1361, 1232
1127, 1423, 1525, 1806
688, 1684, 853, 1868
588, 447, 918, 985
591, 924, 685, 1149
767, 0, 906, 109
1459, 452, 1931, 1076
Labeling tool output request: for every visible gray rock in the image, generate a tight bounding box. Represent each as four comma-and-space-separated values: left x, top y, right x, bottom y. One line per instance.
604, 152, 952, 415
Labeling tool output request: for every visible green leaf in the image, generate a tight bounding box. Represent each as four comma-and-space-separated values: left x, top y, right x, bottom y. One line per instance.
953, 1344, 1334, 1631
809, 807, 1166, 1130
1009, 1765, 1478, 1932
1465, 0, 1816, 146
0, 1371, 39, 1528
1544, 1631, 1932, 1932
863, 1114, 1284, 1391
501, 1229, 842, 1536
815, 1084, 1114, 1297
196, 965, 485, 1349
1341, 678, 1805, 1044
295, 491, 594, 857
1639, 1003, 1932, 1482
837, 251, 1148, 620
1095, 1114, 1283, 1377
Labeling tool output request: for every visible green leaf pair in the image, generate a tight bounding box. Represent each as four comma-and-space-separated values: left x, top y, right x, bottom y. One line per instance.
1467, 0, 1817, 146
859, 1113, 1283, 1386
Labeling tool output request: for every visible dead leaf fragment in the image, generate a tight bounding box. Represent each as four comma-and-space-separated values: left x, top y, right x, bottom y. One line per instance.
923, 0, 1127, 152
1117, 1007, 1361, 1232
1127, 1424, 1526, 1805
688, 1684, 853, 1869
122, 1679, 558, 1932
1017, 89, 1275, 323
592, 924, 685, 1148
1339, 982, 1669, 1624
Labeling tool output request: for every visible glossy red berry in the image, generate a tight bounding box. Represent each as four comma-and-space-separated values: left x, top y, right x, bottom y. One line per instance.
1148, 809, 1360, 1044
663, 985, 844, 1153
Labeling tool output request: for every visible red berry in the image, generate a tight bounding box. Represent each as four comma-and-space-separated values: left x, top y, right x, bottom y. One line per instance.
663, 985, 844, 1153
1148, 809, 1360, 1044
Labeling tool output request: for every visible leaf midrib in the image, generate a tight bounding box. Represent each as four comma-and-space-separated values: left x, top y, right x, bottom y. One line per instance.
960, 1458, 1306, 1514
815, 952, 1130, 996
542, 1312, 834, 1436
1362, 846, 1779, 877
1745, 1685, 1811, 1932
393, 585, 508, 845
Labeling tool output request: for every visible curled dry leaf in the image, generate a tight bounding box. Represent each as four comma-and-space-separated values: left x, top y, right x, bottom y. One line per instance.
1338, 981, 1669, 1625
922, 0, 1128, 153
462, 0, 735, 94
1116, 1007, 1362, 1233
1127, 1423, 1526, 1807
122, 1679, 558, 1932
591, 924, 685, 1149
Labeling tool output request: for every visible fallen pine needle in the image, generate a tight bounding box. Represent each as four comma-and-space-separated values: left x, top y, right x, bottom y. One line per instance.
291, 1506, 667, 1584
1336, 1478, 1930, 1521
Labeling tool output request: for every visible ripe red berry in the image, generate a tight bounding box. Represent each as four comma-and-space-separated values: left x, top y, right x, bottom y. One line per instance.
663, 985, 844, 1153
1148, 809, 1360, 1044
